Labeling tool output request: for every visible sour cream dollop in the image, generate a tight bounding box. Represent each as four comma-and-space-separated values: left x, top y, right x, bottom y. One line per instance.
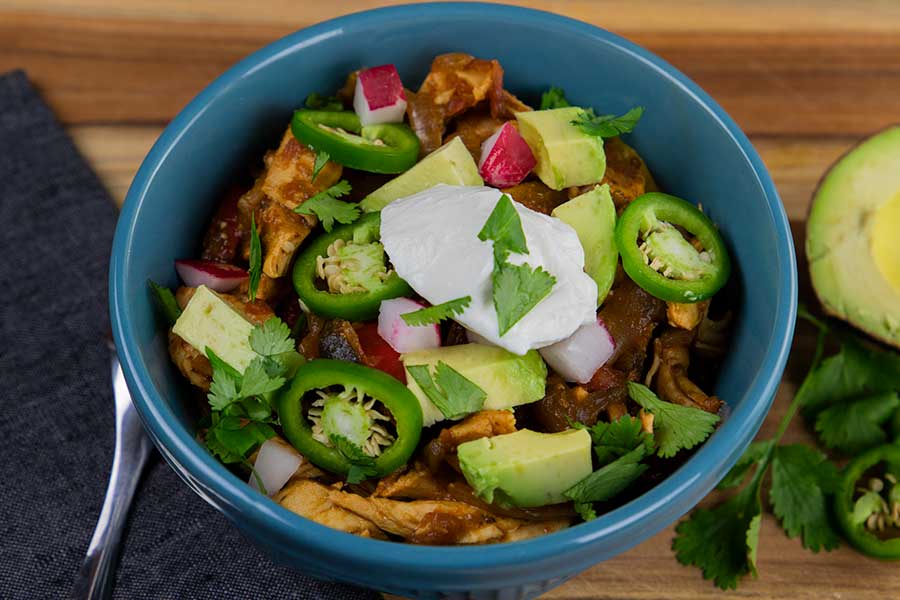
380, 185, 597, 355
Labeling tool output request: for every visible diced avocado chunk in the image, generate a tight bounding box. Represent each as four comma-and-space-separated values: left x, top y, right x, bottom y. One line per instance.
458, 428, 593, 507
807, 125, 900, 348
171, 285, 257, 372
401, 343, 547, 426
552, 184, 618, 304
516, 107, 606, 191
360, 137, 483, 212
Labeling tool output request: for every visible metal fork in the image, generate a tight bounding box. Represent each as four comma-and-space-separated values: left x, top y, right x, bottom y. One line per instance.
72, 343, 154, 599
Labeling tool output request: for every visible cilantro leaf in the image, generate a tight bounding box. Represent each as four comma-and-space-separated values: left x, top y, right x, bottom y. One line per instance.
206, 414, 275, 464
573, 502, 597, 521
304, 92, 343, 111
205, 348, 243, 411
673, 467, 764, 590
477, 194, 529, 263
769, 444, 841, 552
330, 434, 378, 484
717, 440, 774, 490
248, 214, 262, 302
540, 86, 570, 110
148, 279, 181, 325
564, 445, 649, 504
400, 296, 472, 326
573, 106, 644, 138
239, 357, 286, 398
312, 150, 330, 181
492, 262, 556, 336
407, 361, 486, 420
295, 180, 358, 232
586, 415, 654, 466
250, 317, 296, 357
814, 392, 899, 455
799, 333, 900, 418
627, 382, 720, 458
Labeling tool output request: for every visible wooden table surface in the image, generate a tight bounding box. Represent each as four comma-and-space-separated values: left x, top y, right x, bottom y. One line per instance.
4, 1, 897, 598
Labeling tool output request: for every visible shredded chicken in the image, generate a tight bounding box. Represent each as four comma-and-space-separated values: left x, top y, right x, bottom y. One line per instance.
425, 410, 516, 472
329, 490, 569, 545
666, 300, 711, 331
276, 479, 387, 539
261, 127, 342, 210
374, 462, 453, 501
651, 328, 723, 414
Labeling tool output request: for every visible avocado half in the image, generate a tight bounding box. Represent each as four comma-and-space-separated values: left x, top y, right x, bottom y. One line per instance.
807, 125, 900, 348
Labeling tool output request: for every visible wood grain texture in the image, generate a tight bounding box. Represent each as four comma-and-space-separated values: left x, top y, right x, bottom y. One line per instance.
6, 2, 899, 598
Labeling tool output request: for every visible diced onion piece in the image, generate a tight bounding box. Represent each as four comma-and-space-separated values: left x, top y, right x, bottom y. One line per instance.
478, 122, 537, 188
539, 317, 615, 383
353, 65, 408, 126
249, 438, 303, 497
174, 259, 248, 292
377, 297, 441, 353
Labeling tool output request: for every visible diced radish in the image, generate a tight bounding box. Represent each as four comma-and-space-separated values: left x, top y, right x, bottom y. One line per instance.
175, 259, 248, 292
249, 438, 303, 497
539, 317, 615, 384
478, 122, 537, 187
377, 298, 441, 354
353, 65, 408, 126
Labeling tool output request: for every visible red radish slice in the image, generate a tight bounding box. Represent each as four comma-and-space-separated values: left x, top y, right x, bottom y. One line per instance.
175, 259, 248, 292
539, 317, 615, 384
249, 438, 303, 497
478, 122, 537, 187
353, 65, 408, 126
378, 298, 441, 354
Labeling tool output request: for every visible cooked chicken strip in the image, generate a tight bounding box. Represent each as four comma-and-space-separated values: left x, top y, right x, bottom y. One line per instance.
276, 479, 387, 540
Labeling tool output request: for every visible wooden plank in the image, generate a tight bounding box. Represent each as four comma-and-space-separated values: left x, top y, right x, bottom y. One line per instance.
4, 0, 900, 33
3, 12, 900, 136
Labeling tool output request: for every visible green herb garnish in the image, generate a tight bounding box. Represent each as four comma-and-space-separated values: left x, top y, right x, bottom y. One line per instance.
294, 180, 358, 232
539, 86, 571, 110
407, 361, 486, 420
148, 279, 181, 325
330, 434, 378, 484
304, 92, 343, 112
627, 382, 719, 458
401, 296, 472, 326
312, 150, 330, 181
573, 106, 644, 138
248, 214, 262, 302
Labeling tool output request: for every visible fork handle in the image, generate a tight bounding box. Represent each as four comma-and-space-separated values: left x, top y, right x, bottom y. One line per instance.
72, 356, 153, 600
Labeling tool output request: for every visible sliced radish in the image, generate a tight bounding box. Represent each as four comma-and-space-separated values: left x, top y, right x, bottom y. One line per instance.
478, 122, 537, 187
353, 65, 408, 126
539, 317, 615, 384
249, 437, 303, 497
377, 297, 441, 354
175, 259, 248, 292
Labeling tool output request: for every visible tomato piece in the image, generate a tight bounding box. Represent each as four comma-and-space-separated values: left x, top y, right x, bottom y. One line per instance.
356, 322, 407, 383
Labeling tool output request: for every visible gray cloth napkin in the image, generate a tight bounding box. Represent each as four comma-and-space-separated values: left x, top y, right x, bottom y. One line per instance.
0, 70, 380, 600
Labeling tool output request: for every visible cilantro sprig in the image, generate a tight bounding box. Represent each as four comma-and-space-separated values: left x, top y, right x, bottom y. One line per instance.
148, 279, 182, 325
400, 296, 472, 327
247, 214, 262, 302
573, 106, 644, 138
628, 382, 720, 458
674, 307, 900, 589
312, 150, 330, 181
330, 434, 378, 484
478, 194, 557, 336
295, 180, 359, 232
407, 361, 486, 420
539, 86, 571, 110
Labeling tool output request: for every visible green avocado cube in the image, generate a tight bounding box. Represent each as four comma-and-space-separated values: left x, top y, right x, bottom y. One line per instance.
360, 137, 483, 212
552, 183, 618, 304
516, 107, 606, 190
458, 428, 593, 507
171, 285, 256, 372
401, 343, 547, 426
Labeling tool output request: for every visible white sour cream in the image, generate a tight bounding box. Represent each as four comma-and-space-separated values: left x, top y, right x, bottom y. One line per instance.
380, 185, 597, 355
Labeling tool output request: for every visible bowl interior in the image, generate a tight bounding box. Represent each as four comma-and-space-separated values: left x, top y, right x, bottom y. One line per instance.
112, 3, 795, 593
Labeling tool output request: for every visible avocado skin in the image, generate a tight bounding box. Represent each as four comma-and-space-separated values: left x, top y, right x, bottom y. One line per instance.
806, 125, 900, 349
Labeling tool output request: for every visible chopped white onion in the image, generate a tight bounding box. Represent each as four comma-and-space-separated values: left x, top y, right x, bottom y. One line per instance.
539, 317, 615, 383
249, 438, 303, 497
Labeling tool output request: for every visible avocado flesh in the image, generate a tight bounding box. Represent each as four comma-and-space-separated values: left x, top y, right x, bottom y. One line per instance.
171, 285, 257, 371
807, 126, 900, 348
401, 343, 547, 426
457, 428, 593, 507
516, 107, 606, 190
551, 183, 618, 304
360, 137, 483, 212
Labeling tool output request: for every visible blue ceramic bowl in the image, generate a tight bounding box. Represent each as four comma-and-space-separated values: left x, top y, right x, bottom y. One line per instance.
110, 3, 796, 598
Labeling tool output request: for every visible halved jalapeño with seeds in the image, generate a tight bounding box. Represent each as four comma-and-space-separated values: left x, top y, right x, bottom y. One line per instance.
292, 212, 412, 321
277, 359, 423, 481
614, 192, 730, 303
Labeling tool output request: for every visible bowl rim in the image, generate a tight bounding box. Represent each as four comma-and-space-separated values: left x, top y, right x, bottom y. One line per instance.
110, 1, 797, 578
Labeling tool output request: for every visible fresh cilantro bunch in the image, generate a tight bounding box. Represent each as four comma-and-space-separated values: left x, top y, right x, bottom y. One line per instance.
478, 194, 557, 335
566, 385, 719, 521
673, 307, 900, 590
295, 180, 360, 232
204, 317, 302, 466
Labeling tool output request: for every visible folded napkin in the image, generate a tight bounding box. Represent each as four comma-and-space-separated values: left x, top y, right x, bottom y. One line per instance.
0, 70, 380, 600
